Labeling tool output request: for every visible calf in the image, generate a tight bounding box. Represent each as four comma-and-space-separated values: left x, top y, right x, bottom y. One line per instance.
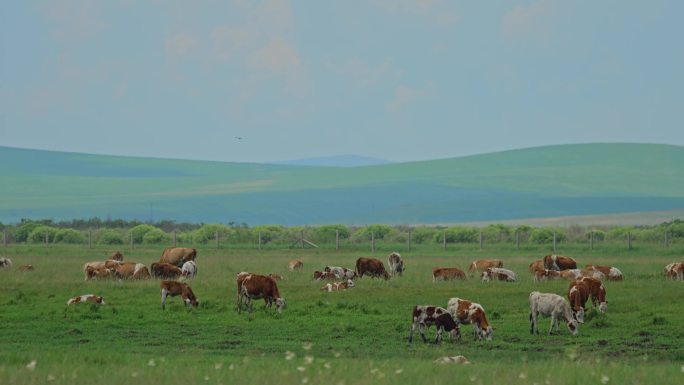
432, 267, 466, 282
664, 262, 684, 281
480, 267, 516, 282
239, 274, 286, 314
106, 260, 151, 280
160, 280, 198, 310
446, 298, 493, 341
355, 257, 390, 280
580, 267, 605, 280
567, 280, 590, 323
288, 259, 303, 271
388, 252, 405, 277
559, 269, 582, 281
408, 306, 460, 344
468, 259, 503, 275
268, 273, 284, 281
83, 258, 120, 280
543, 255, 577, 271
585, 264, 623, 281
529, 291, 578, 336
533, 269, 562, 282
181, 260, 198, 279
150, 262, 183, 279
67, 294, 105, 306
324, 266, 357, 280
320, 279, 355, 292
85, 265, 112, 280
528, 259, 544, 274
313, 270, 337, 281
578, 277, 607, 313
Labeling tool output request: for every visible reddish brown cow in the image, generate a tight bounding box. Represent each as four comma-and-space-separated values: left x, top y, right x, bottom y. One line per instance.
239, 274, 286, 314
533, 269, 562, 282
543, 255, 577, 271
355, 257, 390, 280
105, 260, 151, 280
150, 262, 183, 279
578, 277, 607, 313
529, 259, 544, 273
85, 265, 112, 280
664, 262, 684, 281
468, 259, 503, 275
432, 267, 466, 282
567, 280, 590, 324
159, 247, 197, 267
313, 270, 337, 281
160, 280, 198, 310
585, 264, 623, 281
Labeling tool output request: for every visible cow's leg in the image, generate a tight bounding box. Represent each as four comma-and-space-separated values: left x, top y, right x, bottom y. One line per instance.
418, 323, 427, 342
530, 311, 539, 335
408, 321, 417, 343
434, 326, 443, 344
549, 314, 557, 335
161, 288, 168, 310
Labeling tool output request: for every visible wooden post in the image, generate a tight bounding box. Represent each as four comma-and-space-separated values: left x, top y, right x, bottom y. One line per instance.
371, 231, 375, 253
44, 230, 49, 247
443, 231, 447, 251
627, 232, 631, 250
258, 232, 262, 250
590, 231, 594, 250
300, 230, 305, 249
3, 229, 7, 247
408, 228, 412, 252
515, 230, 519, 250
335, 230, 339, 251
88, 229, 92, 249
479, 231, 483, 250
553, 232, 557, 253
173, 230, 177, 247
215, 231, 219, 249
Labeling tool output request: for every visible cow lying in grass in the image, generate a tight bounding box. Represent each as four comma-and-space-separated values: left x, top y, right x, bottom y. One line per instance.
320, 279, 354, 292
67, 294, 105, 306
481, 267, 516, 282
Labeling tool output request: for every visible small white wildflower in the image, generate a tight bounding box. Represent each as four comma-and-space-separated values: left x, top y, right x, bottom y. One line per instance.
304, 356, 314, 365
370, 368, 378, 374
131, 372, 138, 378
214, 363, 223, 370
148, 359, 156, 367
324, 362, 331, 369
303, 342, 313, 351
395, 369, 403, 374
301, 378, 309, 384
204, 375, 210, 381
285, 351, 296, 361
334, 352, 341, 358
228, 363, 235, 371
26, 360, 37, 371
469, 375, 477, 382
47, 374, 56, 382
519, 372, 527, 379
681, 365, 684, 373
297, 366, 306, 372
601, 375, 610, 384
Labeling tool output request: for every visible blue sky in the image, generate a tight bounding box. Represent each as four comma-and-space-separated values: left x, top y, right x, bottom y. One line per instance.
2, 0, 682, 163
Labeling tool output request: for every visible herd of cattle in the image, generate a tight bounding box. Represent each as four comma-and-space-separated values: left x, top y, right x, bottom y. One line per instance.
1, 251, 683, 342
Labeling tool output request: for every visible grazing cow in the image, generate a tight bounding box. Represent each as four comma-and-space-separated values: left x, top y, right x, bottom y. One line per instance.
580, 267, 605, 280
585, 264, 623, 281
325, 266, 357, 280
159, 247, 197, 267
67, 294, 105, 306
543, 255, 577, 271
313, 270, 337, 281
85, 265, 112, 280
288, 260, 303, 271
239, 274, 286, 314
408, 306, 460, 344
664, 262, 684, 281
181, 260, 198, 279
388, 252, 405, 277
0, 257, 13, 269
19, 264, 35, 271
529, 291, 578, 336
110, 251, 124, 261
559, 269, 582, 281
533, 269, 562, 282
480, 267, 517, 282
468, 259, 503, 275
235, 272, 252, 311
528, 259, 544, 274
446, 298, 493, 341
567, 280, 590, 323
160, 280, 198, 310
578, 277, 607, 313
105, 260, 151, 280
432, 267, 466, 282
150, 262, 183, 279
320, 279, 355, 292
355, 257, 390, 280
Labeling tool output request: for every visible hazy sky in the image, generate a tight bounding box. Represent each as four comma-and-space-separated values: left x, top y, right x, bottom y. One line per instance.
2, 1, 683, 163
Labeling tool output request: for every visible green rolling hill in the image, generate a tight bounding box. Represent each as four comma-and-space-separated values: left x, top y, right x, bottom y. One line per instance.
1, 143, 682, 224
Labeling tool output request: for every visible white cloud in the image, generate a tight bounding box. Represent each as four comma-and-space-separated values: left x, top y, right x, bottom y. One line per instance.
386, 85, 424, 113
501, 0, 553, 39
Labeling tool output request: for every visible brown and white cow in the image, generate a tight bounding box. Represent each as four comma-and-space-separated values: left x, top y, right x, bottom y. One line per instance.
585, 264, 623, 281
543, 255, 577, 271
529, 291, 578, 336
239, 274, 286, 314
580, 267, 605, 280
446, 298, 493, 341
160, 280, 198, 310
480, 267, 516, 282
355, 257, 390, 280
105, 260, 151, 280
150, 262, 183, 279
83, 255, 123, 280
320, 279, 355, 292
559, 269, 582, 281
533, 269, 562, 282
578, 277, 607, 313
664, 262, 684, 281
388, 252, 405, 277
288, 259, 303, 271
67, 294, 105, 306
432, 267, 466, 282
181, 260, 197, 279
85, 265, 112, 280
408, 305, 460, 344
324, 266, 357, 280
468, 259, 503, 275
159, 247, 197, 267
528, 259, 544, 274
567, 280, 590, 323
0, 257, 13, 269
313, 270, 337, 281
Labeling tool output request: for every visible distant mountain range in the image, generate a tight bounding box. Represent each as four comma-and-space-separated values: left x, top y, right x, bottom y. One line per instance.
1, 143, 683, 225
275, 154, 391, 167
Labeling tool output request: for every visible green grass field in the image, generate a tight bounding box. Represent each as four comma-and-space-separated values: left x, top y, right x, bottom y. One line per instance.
1, 243, 683, 385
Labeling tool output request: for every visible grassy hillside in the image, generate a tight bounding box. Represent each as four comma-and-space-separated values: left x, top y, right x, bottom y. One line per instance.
1, 143, 683, 224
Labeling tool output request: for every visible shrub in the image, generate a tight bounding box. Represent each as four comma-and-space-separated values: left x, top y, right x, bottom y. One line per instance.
529, 228, 565, 244
606, 227, 632, 241
482, 224, 512, 243
27, 225, 58, 243
97, 229, 124, 245
411, 227, 437, 244
14, 221, 42, 243
142, 228, 170, 244
435, 227, 478, 243
193, 224, 232, 244
311, 225, 350, 243
251, 225, 286, 244
54, 228, 86, 244
351, 225, 393, 243
587, 230, 606, 241
128, 224, 159, 244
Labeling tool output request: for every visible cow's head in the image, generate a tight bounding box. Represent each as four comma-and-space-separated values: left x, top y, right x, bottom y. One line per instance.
275, 298, 286, 313
480, 269, 492, 282
481, 326, 493, 341
599, 301, 607, 313
572, 308, 585, 324
346, 279, 355, 288
566, 319, 579, 336
448, 327, 461, 341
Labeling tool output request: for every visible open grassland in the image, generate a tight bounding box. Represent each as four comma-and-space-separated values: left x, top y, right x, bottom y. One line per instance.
1, 243, 683, 385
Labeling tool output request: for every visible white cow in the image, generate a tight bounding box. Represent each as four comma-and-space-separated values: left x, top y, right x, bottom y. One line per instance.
181, 260, 197, 279
481, 267, 517, 282
388, 252, 405, 277
529, 291, 579, 336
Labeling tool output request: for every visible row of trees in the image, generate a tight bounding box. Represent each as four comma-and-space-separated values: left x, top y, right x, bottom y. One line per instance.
2, 219, 683, 246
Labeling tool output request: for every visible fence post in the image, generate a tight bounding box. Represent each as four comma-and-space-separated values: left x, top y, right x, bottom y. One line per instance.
45, 230, 49, 247
215, 231, 219, 249
408, 228, 412, 252
88, 229, 92, 249
442, 231, 447, 251
300, 230, 305, 249
3, 229, 7, 247
258, 231, 262, 250
371, 231, 375, 253
515, 230, 519, 250
479, 231, 483, 250
553, 232, 557, 253
627, 232, 631, 250
335, 230, 339, 251
590, 231, 594, 250
173, 230, 177, 247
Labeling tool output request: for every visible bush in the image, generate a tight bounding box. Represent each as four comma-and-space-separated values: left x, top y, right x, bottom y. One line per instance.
587, 230, 606, 241
529, 228, 564, 244
128, 224, 159, 244
351, 225, 392, 243
411, 227, 437, 244
251, 225, 286, 244
606, 227, 632, 241
54, 228, 86, 244
193, 224, 232, 244
14, 221, 42, 243
436, 227, 478, 243
97, 229, 124, 245
311, 225, 350, 243
142, 228, 170, 244
482, 224, 512, 243
27, 225, 58, 243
